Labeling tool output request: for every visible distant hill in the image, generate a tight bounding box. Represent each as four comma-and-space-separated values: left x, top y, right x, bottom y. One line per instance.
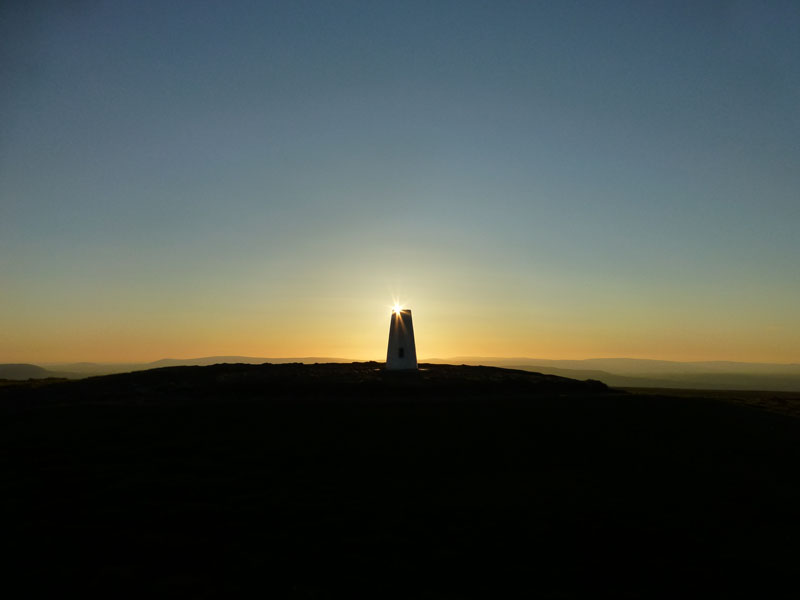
427, 357, 800, 391
147, 356, 352, 368
0, 363, 82, 380
504, 365, 669, 388
0, 364, 52, 380
40, 356, 353, 377
15, 355, 800, 391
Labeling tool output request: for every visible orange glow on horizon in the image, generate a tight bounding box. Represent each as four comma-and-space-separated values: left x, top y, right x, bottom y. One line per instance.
2, 292, 798, 365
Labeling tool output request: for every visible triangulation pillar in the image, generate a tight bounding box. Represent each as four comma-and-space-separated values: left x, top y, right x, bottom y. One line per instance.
386, 309, 418, 370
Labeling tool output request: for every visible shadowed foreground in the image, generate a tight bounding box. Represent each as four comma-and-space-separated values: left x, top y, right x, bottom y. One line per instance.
2, 363, 798, 597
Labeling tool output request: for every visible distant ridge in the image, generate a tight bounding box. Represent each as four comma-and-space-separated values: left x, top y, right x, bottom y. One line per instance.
148, 356, 352, 368
0, 364, 52, 380
425, 357, 800, 392
6, 356, 797, 391
35, 357, 354, 377
431, 357, 800, 372
0, 363, 81, 380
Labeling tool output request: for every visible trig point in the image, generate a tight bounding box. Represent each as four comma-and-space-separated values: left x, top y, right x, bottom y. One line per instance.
386, 307, 418, 370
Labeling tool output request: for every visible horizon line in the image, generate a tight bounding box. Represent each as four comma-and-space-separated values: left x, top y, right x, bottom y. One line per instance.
13, 355, 800, 367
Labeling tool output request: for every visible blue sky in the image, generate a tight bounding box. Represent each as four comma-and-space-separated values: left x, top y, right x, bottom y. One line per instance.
2, 1, 799, 362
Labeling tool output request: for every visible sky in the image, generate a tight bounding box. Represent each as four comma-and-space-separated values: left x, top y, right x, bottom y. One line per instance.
2, 1, 799, 363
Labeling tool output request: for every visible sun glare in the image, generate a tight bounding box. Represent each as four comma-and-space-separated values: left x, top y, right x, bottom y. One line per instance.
393, 304, 403, 314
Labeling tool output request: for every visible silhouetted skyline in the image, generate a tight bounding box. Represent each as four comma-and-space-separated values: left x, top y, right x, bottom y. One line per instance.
2, 1, 799, 362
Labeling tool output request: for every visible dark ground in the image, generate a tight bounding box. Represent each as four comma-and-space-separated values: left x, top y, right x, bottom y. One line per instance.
2, 363, 798, 598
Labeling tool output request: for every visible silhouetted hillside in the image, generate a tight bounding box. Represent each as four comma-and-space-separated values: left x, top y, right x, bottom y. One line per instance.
2, 363, 798, 598
1, 362, 608, 409
33, 356, 800, 390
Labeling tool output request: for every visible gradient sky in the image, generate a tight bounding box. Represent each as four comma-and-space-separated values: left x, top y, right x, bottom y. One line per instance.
2, 1, 799, 363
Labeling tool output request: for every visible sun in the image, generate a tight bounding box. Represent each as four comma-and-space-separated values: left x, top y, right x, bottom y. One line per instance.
393, 303, 403, 314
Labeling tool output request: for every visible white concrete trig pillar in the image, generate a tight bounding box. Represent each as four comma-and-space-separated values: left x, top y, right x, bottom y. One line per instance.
386, 309, 418, 370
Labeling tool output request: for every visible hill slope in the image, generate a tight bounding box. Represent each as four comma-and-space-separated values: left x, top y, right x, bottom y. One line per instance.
1, 363, 798, 598
30, 356, 800, 390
